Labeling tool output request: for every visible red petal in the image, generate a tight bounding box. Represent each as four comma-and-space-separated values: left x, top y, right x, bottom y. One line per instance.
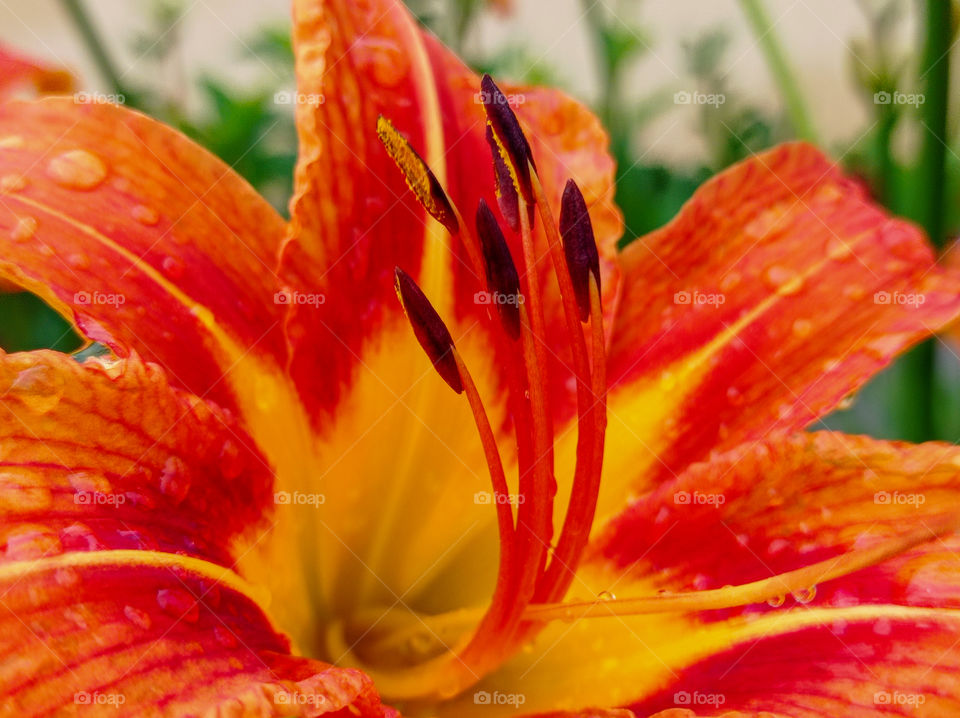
598, 142, 960, 519
0, 98, 288, 417
282, 0, 620, 421
0, 349, 393, 716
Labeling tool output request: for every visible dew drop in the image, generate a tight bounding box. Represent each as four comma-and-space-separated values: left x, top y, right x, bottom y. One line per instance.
10, 364, 65, 414
63, 608, 88, 630
766, 593, 786, 607
791, 318, 813, 338
827, 238, 854, 261
792, 585, 817, 604
213, 625, 238, 648
719, 272, 741, 292
353, 36, 410, 87
873, 617, 892, 635
54, 567, 81, 588
842, 284, 866, 301
0, 174, 27, 193
124, 604, 152, 630
218, 439, 244, 479
597, 590, 616, 601
10, 216, 37, 242
156, 588, 200, 622
161, 255, 185, 279
726, 386, 744, 406
764, 265, 803, 295
46, 149, 107, 190
5, 526, 62, 560
67, 471, 112, 495
132, 204, 160, 226
67, 253, 90, 269
159, 455, 191, 504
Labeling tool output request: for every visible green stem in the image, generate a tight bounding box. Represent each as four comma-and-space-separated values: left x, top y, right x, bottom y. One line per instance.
896, 0, 951, 442
737, 0, 819, 143
58, 0, 139, 105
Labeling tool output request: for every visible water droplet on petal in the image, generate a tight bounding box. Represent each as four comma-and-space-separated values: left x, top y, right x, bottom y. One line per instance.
47, 149, 107, 190
132, 204, 160, 226
353, 37, 409, 87
10, 216, 37, 241
792, 585, 817, 604
873, 617, 892, 635
10, 364, 65, 414
5, 526, 62, 560
124, 604, 152, 630
213, 625, 238, 648
0, 174, 27, 192
827, 238, 854, 261
766, 594, 786, 607
54, 567, 80, 588
726, 386, 744, 406
161, 255, 185, 279
159, 456, 190, 504
719, 272, 741, 292
597, 590, 616, 601
156, 588, 199, 622
791, 318, 813, 338
218, 440, 243, 479
764, 265, 803, 295
67, 253, 90, 269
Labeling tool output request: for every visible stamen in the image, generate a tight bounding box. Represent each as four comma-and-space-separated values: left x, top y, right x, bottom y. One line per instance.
524, 516, 960, 622
450, 347, 516, 581
394, 268, 462, 393
486, 125, 522, 232
479, 74, 535, 204
475, 199, 522, 339
377, 116, 458, 234
559, 180, 602, 323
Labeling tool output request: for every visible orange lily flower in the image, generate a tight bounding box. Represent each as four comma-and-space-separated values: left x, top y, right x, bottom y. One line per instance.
2, 1, 960, 716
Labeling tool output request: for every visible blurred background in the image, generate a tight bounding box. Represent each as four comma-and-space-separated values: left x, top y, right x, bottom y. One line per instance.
2, 0, 960, 441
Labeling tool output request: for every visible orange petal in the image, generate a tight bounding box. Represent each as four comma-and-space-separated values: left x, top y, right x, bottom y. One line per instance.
0, 45, 73, 99
444, 431, 960, 716
0, 98, 289, 417
595, 142, 960, 521
0, 349, 393, 716
283, 0, 620, 420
